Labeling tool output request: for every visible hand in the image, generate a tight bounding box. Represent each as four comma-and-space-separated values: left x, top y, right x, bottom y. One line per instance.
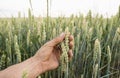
0, 33, 74, 78
34, 33, 74, 73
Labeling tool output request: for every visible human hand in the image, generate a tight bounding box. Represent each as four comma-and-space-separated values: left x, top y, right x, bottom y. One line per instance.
34, 33, 74, 73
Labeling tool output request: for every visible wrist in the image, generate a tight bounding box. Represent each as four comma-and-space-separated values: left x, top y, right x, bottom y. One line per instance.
32, 56, 47, 74
31, 56, 43, 73
19, 56, 44, 78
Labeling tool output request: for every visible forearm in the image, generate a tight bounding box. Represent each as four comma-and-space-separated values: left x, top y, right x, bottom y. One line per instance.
0, 57, 43, 78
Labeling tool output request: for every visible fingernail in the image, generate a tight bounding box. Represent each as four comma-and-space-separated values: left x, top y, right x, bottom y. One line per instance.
60, 33, 65, 37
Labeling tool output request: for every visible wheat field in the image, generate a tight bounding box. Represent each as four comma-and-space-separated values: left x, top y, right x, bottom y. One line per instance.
0, 6, 120, 78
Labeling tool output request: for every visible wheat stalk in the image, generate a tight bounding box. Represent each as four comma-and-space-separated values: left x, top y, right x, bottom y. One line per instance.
60, 27, 69, 78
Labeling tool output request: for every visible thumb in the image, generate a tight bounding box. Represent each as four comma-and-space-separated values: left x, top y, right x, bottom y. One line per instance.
48, 33, 65, 46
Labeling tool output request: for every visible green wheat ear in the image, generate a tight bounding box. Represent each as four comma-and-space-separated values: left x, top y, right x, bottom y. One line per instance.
14, 35, 21, 63
27, 29, 31, 48
93, 39, 101, 64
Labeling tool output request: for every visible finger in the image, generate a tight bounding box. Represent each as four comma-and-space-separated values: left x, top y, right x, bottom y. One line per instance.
47, 33, 65, 46
69, 35, 74, 42
69, 41, 74, 49
68, 49, 73, 61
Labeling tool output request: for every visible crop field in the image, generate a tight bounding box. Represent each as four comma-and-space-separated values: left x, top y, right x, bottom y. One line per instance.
0, 7, 120, 78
